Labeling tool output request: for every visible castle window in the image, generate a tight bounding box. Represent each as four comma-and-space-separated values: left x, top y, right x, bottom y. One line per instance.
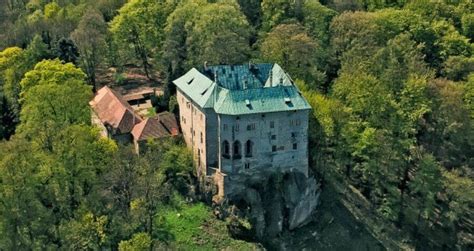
222, 141, 230, 159
291, 119, 301, 126
245, 140, 253, 157
233, 141, 242, 159
235, 124, 239, 132
200, 132, 203, 143
272, 145, 277, 152
291, 132, 296, 137
293, 143, 298, 150
270, 121, 275, 129
271, 135, 276, 140
247, 123, 256, 131
245, 163, 250, 169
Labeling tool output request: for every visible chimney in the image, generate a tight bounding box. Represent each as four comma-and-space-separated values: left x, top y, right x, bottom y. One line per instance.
269, 70, 273, 86
214, 69, 218, 84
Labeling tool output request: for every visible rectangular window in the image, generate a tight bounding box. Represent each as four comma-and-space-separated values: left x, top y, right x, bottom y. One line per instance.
290, 120, 301, 126
272, 145, 277, 152
293, 143, 298, 150
247, 123, 256, 131
271, 135, 276, 140
291, 132, 296, 137
235, 124, 240, 132
270, 121, 275, 129
200, 114, 203, 121
200, 132, 203, 143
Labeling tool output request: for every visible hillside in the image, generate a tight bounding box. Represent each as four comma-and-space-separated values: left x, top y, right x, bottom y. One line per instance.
1, 0, 473, 250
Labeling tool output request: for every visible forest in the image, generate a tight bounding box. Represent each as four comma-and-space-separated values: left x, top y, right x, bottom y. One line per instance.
0, 0, 473, 250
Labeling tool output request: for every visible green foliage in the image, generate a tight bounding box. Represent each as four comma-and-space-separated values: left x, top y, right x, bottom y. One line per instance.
358, 0, 406, 11
18, 59, 91, 148
71, 9, 108, 88
0, 40, 51, 139
110, 0, 176, 78
301, 0, 338, 46
409, 154, 443, 224
159, 199, 257, 249
0, 139, 54, 249
261, 23, 325, 86
442, 55, 474, 81
118, 232, 152, 251
59, 212, 108, 250
1, 0, 473, 249
461, 13, 474, 40
162, 0, 251, 80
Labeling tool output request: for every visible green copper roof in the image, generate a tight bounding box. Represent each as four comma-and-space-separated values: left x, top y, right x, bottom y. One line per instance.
205, 63, 273, 90
173, 63, 311, 115
214, 85, 310, 115
173, 68, 216, 108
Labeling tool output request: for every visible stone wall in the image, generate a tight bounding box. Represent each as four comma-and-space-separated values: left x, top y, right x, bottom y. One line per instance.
218, 110, 309, 178
177, 90, 210, 176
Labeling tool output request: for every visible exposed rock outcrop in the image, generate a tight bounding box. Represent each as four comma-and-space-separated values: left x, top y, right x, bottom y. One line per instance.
213, 169, 321, 240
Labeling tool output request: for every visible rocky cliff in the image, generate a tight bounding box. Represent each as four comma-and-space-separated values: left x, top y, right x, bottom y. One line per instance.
212, 169, 321, 241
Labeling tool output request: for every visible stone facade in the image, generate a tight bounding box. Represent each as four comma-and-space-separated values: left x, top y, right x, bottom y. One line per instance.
217, 111, 309, 175
174, 63, 311, 198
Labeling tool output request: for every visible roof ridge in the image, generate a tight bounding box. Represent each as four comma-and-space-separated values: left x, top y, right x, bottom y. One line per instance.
131, 117, 149, 140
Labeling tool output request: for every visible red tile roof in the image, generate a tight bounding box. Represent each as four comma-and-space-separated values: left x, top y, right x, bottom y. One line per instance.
89, 86, 142, 134
131, 112, 179, 142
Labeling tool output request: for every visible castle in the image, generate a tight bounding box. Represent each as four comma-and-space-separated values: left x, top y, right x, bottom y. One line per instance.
173, 63, 311, 197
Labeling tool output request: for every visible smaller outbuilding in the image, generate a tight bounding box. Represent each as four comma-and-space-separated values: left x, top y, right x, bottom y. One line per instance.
89, 86, 142, 144
90, 86, 179, 151
131, 111, 180, 153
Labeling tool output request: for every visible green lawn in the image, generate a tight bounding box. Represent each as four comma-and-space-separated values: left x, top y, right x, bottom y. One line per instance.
158, 199, 259, 250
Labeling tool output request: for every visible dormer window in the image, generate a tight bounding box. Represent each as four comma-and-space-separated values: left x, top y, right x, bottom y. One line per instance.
187, 77, 194, 85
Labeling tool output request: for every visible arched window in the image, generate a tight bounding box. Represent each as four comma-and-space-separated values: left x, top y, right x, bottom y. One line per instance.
222, 140, 230, 159
233, 141, 241, 159
245, 140, 253, 157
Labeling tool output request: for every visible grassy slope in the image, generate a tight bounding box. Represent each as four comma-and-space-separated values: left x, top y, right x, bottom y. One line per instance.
159, 201, 260, 250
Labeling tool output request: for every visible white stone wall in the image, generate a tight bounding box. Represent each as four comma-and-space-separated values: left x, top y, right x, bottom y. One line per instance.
218, 110, 309, 176
177, 88, 310, 197
177, 90, 209, 176
91, 110, 109, 138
